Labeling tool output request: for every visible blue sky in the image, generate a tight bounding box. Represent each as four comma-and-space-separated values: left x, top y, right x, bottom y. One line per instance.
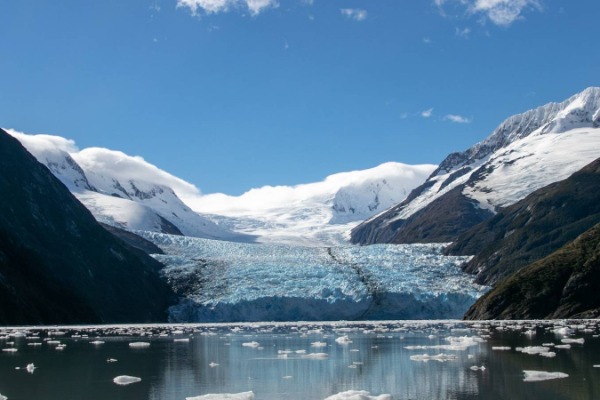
1, 0, 599, 195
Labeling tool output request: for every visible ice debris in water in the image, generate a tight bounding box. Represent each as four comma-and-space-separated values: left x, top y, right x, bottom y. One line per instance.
302, 353, 329, 359
470, 365, 486, 371
129, 342, 151, 348
409, 353, 457, 362
561, 338, 584, 344
311, 341, 327, 347
324, 390, 392, 400
113, 375, 142, 385
186, 392, 255, 400
242, 341, 260, 348
516, 346, 556, 358
0, 393, 6, 400
523, 370, 569, 382
26, 363, 36, 374
209, 362, 219, 368
106, 358, 118, 363
335, 336, 352, 345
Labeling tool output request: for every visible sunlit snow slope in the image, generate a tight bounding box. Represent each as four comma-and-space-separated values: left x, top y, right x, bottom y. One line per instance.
189, 162, 435, 245
8, 130, 242, 240
8, 129, 434, 245
352, 87, 600, 244
139, 231, 487, 322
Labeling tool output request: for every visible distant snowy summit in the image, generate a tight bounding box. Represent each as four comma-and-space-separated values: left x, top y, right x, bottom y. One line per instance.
352, 87, 600, 244
8, 130, 434, 245
192, 162, 436, 245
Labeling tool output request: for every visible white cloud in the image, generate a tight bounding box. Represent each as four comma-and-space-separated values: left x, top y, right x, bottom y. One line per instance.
421, 108, 434, 118
445, 114, 472, 123
7, 129, 203, 199
435, 0, 542, 27
340, 8, 368, 21
455, 26, 471, 38
177, 0, 278, 16
423, 37, 433, 44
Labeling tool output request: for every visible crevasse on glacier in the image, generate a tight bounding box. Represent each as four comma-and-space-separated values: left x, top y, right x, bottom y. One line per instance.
138, 232, 488, 322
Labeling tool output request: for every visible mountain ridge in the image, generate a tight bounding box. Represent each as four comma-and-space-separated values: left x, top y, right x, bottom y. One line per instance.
352, 87, 600, 245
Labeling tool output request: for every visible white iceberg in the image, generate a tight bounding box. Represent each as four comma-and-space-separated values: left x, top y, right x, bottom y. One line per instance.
129, 342, 151, 348
186, 392, 255, 400
324, 390, 392, 400
113, 375, 142, 385
523, 370, 569, 382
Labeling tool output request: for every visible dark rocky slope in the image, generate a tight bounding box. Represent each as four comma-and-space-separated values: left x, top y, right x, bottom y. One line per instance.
0, 129, 174, 325
446, 157, 600, 285
464, 222, 600, 320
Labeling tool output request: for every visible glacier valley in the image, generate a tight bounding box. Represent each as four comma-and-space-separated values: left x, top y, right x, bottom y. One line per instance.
138, 232, 488, 322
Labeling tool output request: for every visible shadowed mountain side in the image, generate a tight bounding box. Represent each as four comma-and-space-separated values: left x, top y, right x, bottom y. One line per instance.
464, 223, 600, 320
352, 186, 493, 245
0, 129, 175, 325
446, 157, 600, 285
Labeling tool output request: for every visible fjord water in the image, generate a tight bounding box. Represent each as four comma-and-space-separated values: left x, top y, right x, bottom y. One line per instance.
1, 321, 599, 400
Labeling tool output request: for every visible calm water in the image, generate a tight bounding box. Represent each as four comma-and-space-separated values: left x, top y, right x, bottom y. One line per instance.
0, 320, 599, 400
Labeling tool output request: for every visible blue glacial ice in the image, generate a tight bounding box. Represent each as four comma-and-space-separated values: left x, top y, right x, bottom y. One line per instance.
138, 232, 488, 322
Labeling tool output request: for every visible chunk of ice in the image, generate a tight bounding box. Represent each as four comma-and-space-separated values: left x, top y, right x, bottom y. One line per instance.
186, 392, 255, 400
113, 375, 142, 385
129, 342, 151, 348
242, 341, 260, 348
409, 353, 457, 362
324, 390, 392, 400
523, 370, 569, 382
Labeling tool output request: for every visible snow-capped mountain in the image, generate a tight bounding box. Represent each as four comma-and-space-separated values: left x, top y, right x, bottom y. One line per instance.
189, 162, 436, 246
8, 130, 243, 240
352, 87, 600, 245
8, 129, 434, 245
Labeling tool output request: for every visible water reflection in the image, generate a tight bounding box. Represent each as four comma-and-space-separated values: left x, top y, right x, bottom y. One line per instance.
0, 321, 599, 399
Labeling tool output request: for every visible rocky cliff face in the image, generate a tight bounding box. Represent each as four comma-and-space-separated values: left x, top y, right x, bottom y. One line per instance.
446, 157, 600, 286
352, 87, 600, 245
464, 222, 600, 320
0, 129, 174, 325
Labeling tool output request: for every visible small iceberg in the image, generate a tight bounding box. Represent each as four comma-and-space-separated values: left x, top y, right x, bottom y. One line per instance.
113, 375, 142, 385
242, 341, 260, 348
523, 370, 569, 382
324, 390, 392, 400
129, 342, 151, 349
26, 363, 36, 374
186, 391, 255, 400
409, 353, 457, 362
335, 336, 352, 345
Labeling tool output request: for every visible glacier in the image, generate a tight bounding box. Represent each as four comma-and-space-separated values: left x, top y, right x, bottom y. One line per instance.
138, 232, 487, 322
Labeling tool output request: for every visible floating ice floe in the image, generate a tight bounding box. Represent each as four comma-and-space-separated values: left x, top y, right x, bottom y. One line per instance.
302, 353, 329, 359
561, 338, 584, 344
324, 390, 392, 400
523, 370, 569, 382
26, 363, 36, 374
113, 375, 142, 385
209, 362, 219, 368
90, 341, 105, 345
491, 346, 511, 351
242, 341, 260, 348
516, 346, 556, 358
129, 342, 151, 349
0, 393, 6, 400
174, 338, 190, 342
186, 391, 255, 400
2, 348, 17, 353
107, 358, 118, 363
470, 365, 486, 371
335, 336, 352, 345
409, 353, 457, 362
311, 341, 327, 348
